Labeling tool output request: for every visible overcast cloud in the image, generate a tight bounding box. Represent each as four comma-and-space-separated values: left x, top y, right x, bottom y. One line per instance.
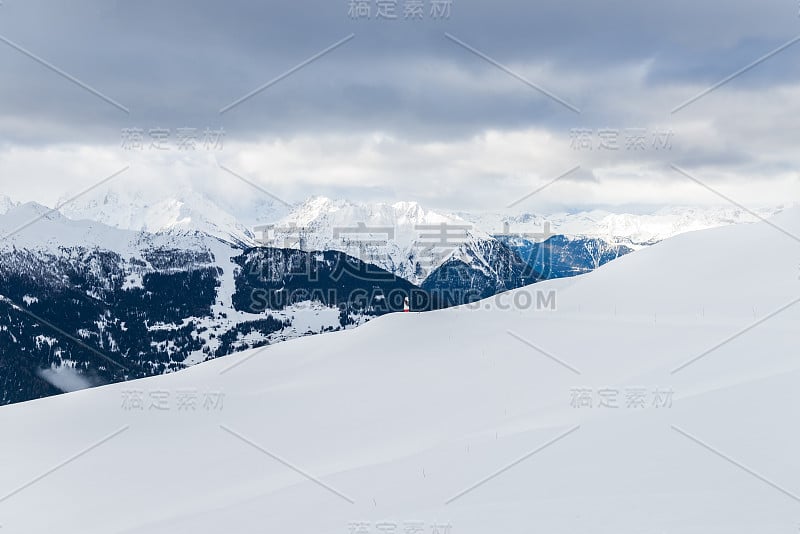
0, 0, 798, 212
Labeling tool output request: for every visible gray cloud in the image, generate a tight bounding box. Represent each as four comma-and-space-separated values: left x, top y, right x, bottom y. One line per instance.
0, 0, 798, 210
0, 0, 797, 139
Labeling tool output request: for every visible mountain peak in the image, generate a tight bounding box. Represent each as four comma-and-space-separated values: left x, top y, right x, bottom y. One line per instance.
57, 186, 274, 247
0, 194, 19, 215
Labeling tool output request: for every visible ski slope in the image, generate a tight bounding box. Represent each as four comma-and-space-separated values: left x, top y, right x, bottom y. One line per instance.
0, 210, 798, 534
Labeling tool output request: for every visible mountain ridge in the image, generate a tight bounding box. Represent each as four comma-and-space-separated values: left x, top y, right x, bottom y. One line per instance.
46, 186, 787, 249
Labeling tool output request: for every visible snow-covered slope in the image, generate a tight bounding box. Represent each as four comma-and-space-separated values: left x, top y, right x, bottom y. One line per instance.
1, 209, 798, 534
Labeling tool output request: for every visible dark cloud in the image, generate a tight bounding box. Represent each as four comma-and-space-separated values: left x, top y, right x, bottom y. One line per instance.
0, 0, 796, 146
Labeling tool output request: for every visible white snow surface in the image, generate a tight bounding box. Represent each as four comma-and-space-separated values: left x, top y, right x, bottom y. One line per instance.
1, 209, 799, 534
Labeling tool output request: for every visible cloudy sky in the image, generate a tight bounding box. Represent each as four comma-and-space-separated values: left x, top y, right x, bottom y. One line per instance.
0, 0, 798, 213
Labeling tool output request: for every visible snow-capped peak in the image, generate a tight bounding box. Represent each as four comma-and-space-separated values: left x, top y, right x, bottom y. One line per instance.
57, 187, 273, 247
0, 199, 221, 259
284, 196, 457, 231
0, 194, 19, 215
263, 196, 479, 284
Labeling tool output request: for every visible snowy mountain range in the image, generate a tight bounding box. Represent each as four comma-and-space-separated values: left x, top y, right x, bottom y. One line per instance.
1, 207, 797, 534
54, 187, 783, 300
0, 188, 788, 405
52, 187, 787, 252
452, 205, 789, 245
0, 202, 423, 404
35, 188, 637, 287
